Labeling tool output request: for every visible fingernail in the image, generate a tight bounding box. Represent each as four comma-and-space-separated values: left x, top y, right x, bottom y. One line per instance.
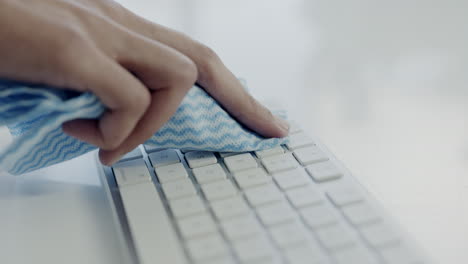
100, 151, 121, 166
108, 156, 121, 166
275, 116, 290, 134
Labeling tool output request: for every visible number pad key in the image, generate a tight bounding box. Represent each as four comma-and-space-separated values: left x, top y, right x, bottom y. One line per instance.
316, 225, 357, 251
192, 163, 227, 184
286, 186, 324, 208
261, 153, 299, 174
224, 153, 258, 173
270, 221, 308, 249
233, 235, 274, 263
155, 163, 188, 183
148, 149, 180, 168
255, 146, 284, 159
201, 180, 238, 201
233, 168, 271, 189
169, 196, 206, 219
342, 203, 381, 226
162, 179, 196, 200
273, 168, 311, 190
177, 213, 217, 239
300, 204, 339, 229
211, 196, 250, 220
306, 161, 342, 182
113, 159, 151, 187
286, 132, 315, 150
256, 201, 296, 226
221, 215, 263, 241
186, 234, 229, 262
326, 187, 364, 207
293, 146, 328, 166
185, 151, 217, 169
244, 183, 283, 207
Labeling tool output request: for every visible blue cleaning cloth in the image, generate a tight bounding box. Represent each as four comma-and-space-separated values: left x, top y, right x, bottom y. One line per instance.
0, 80, 287, 175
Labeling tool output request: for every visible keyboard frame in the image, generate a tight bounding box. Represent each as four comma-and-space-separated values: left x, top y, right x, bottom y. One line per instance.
97, 127, 433, 264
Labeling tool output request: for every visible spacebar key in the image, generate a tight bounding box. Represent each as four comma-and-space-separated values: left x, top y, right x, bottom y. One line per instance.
119, 182, 187, 264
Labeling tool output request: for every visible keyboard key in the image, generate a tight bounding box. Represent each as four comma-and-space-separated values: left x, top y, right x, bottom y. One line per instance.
270, 221, 308, 249
113, 159, 152, 187
233, 168, 271, 189
118, 148, 143, 162
341, 203, 381, 226
293, 146, 328, 166
154, 163, 188, 183
286, 186, 324, 208
221, 215, 263, 241
111, 128, 426, 264
218, 152, 240, 158
233, 235, 274, 263
254, 146, 284, 159
284, 244, 330, 264
177, 213, 217, 239
380, 244, 422, 264
118, 182, 187, 264
224, 153, 258, 172
300, 204, 339, 229
185, 151, 217, 168
306, 161, 342, 182
326, 187, 364, 207
143, 145, 165, 153
316, 225, 357, 251
286, 132, 314, 150
360, 223, 400, 248
187, 234, 229, 262
162, 179, 197, 200
333, 247, 378, 264
169, 196, 206, 219
256, 201, 296, 226
192, 163, 227, 184
244, 183, 283, 207
201, 180, 238, 201
261, 153, 299, 174
211, 196, 250, 220
148, 149, 180, 168
273, 168, 311, 190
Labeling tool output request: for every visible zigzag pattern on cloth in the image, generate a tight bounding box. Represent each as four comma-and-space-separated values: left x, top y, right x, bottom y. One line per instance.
0, 80, 287, 175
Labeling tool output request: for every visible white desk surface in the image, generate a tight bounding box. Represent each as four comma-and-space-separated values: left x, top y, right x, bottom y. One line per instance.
1, 0, 467, 263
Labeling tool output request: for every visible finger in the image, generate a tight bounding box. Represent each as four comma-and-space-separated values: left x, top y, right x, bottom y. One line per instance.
99, 33, 197, 164
197, 69, 290, 139
62, 49, 151, 150
99, 89, 183, 165
105, 11, 289, 138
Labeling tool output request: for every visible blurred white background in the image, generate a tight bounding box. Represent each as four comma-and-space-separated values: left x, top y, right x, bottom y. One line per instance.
1, 0, 467, 263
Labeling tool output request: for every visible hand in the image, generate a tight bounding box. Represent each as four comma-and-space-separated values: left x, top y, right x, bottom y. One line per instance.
0, 0, 289, 165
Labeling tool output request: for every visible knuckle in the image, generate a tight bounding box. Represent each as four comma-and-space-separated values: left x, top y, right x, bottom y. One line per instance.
173, 56, 198, 90
127, 88, 151, 114
101, 0, 127, 15
53, 26, 89, 66
57, 26, 86, 51
190, 43, 222, 85
197, 44, 220, 65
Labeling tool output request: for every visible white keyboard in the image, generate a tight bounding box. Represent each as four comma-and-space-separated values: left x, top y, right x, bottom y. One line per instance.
104, 122, 428, 264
